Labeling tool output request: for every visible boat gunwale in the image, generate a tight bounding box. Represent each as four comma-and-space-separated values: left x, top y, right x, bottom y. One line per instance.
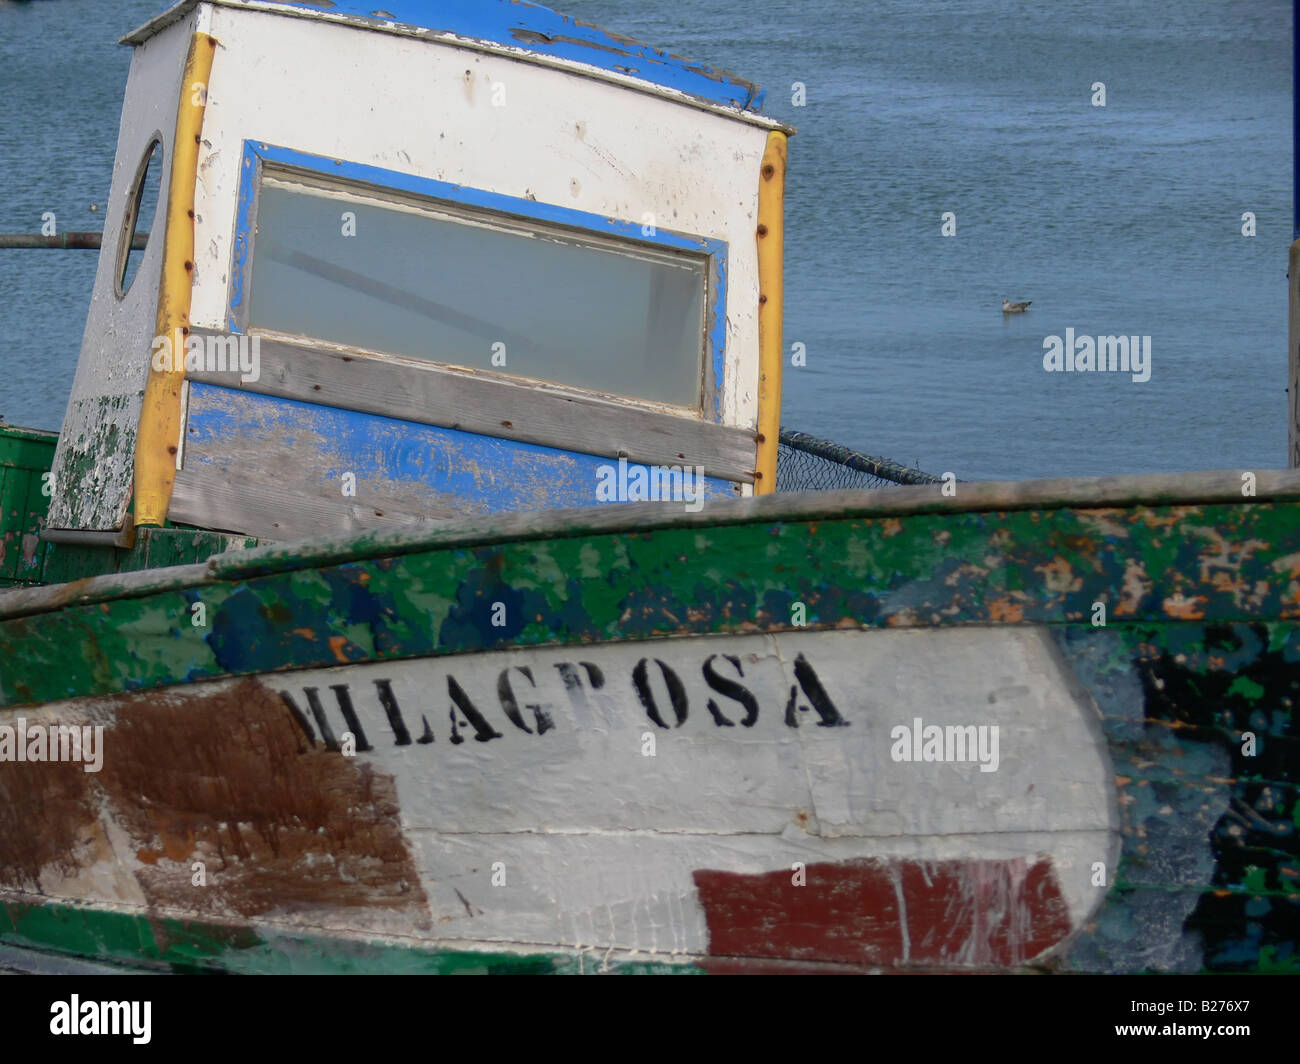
2, 467, 1298, 622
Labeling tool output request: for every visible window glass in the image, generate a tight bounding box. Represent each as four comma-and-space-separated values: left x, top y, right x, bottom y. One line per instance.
248, 176, 708, 408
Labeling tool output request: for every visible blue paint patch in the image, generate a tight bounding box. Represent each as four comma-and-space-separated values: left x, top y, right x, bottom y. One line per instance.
186, 382, 734, 514
129, 1, 766, 112
230, 142, 730, 423
439, 558, 530, 650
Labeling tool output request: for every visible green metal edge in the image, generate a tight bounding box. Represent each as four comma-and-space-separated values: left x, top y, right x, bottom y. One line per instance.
0, 900, 700, 975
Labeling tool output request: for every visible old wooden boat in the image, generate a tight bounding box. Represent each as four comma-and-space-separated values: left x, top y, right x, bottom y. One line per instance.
0, 0, 1296, 974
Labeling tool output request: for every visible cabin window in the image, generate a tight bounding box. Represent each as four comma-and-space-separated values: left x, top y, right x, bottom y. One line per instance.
245, 173, 710, 410
116, 138, 161, 298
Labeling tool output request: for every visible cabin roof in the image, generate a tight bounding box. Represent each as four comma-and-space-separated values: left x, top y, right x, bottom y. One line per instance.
123, 0, 768, 114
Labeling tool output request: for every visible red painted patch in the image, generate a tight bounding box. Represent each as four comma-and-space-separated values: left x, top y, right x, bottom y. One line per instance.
693, 857, 1071, 971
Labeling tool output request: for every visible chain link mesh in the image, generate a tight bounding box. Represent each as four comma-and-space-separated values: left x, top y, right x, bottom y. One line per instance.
775, 430, 943, 492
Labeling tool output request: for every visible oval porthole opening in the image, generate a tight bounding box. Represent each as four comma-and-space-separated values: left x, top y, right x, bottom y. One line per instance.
115, 137, 162, 298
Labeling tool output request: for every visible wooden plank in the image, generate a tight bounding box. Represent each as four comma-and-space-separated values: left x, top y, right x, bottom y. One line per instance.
170, 463, 455, 542
172, 383, 735, 543
204, 466, 1300, 580
187, 330, 758, 483
0, 558, 210, 620
6, 465, 1300, 620
140, 528, 257, 571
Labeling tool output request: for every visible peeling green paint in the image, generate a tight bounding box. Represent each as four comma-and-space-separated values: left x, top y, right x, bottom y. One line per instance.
2, 498, 1297, 706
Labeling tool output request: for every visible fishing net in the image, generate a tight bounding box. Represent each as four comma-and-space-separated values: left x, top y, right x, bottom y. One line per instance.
776, 429, 943, 491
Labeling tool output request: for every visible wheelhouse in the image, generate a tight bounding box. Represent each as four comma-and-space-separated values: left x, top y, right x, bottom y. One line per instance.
44, 0, 792, 545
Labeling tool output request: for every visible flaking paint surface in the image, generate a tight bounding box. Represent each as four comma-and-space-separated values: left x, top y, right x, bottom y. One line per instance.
2, 499, 1298, 706
47, 18, 190, 531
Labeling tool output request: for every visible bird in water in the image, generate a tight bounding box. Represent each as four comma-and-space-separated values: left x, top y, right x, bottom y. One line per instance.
1002, 298, 1031, 313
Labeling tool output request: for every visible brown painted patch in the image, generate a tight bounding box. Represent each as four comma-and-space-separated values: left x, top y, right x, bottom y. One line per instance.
0, 730, 98, 890
693, 856, 1072, 971
94, 678, 429, 925
1, 680, 429, 934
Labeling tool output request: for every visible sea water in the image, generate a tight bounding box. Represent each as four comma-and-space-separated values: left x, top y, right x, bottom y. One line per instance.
0, 0, 1289, 480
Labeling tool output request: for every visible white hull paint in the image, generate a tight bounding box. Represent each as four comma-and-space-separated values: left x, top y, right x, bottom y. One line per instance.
16, 626, 1118, 968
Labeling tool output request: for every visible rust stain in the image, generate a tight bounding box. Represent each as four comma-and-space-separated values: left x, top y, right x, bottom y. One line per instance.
988, 597, 1025, 623
328, 635, 351, 662
1115, 560, 1152, 617
136, 812, 196, 865
291, 627, 316, 639
1035, 557, 1082, 594
1162, 593, 1207, 620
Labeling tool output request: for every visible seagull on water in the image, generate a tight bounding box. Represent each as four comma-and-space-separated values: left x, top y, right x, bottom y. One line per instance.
1002, 298, 1031, 313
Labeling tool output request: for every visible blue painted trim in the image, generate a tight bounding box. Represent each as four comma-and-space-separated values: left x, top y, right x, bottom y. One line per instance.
229, 140, 729, 421
228, 144, 261, 331
153, 0, 765, 112
186, 383, 736, 512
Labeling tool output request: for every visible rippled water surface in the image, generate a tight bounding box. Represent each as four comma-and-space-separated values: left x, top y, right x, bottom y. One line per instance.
1, 0, 1290, 479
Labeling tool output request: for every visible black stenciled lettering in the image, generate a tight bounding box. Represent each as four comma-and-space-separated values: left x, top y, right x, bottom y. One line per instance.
417, 714, 435, 744
329, 684, 373, 751
373, 678, 411, 745
554, 661, 606, 719
783, 654, 849, 728
278, 691, 318, 748
497, 666, 555, 735
448, 675, 504, 742
302, 687, 340, 750
702, 654, 759, 727
633, 658, 688, 728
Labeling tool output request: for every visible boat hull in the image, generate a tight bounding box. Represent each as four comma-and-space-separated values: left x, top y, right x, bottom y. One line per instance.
1, 480, 1297, 972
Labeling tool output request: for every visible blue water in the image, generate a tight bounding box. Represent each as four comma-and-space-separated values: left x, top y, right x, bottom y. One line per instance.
1, 0, 1292, 480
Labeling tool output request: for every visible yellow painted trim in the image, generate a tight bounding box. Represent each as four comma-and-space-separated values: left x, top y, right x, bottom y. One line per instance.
133, 33, 217, 528
754, 131, 787, 493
